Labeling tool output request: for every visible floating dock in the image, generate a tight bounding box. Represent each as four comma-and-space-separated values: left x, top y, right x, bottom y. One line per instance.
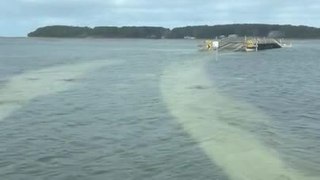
200, 37, 290, 52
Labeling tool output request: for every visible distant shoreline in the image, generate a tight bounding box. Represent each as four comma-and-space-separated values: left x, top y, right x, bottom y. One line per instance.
27, 24, 320, 39
2, 37, 320, 41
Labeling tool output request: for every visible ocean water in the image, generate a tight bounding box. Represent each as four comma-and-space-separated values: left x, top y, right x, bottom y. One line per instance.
0, 38, 319, 180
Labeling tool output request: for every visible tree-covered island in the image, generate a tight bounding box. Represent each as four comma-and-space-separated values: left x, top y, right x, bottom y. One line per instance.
28, 24, 320, 39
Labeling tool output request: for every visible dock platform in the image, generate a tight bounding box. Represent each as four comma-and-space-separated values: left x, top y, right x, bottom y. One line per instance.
200, 37, 288, 52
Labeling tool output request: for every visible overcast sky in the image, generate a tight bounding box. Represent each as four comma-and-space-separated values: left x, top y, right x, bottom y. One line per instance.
1, 0, 319, 36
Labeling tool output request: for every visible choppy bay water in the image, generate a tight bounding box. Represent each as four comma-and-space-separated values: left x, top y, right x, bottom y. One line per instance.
0, 38, 319, 180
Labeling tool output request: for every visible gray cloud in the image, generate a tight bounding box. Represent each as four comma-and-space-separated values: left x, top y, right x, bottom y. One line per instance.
1, 0, 319, 36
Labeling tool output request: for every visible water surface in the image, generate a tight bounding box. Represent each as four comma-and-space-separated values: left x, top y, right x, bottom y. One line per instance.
0, 38, 319, 180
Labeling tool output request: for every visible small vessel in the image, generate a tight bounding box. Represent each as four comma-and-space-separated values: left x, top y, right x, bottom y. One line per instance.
281, 43, 292, 48
279, 39, 293, 48
184, 36, 196, 40
199, 40, 219, 51
245, 40, 258, 52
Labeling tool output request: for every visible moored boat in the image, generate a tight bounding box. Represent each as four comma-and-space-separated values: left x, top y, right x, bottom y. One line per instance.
245, 40, 258, 52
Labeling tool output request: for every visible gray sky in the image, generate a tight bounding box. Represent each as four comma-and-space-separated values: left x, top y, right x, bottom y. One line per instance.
1, 0, 319, 36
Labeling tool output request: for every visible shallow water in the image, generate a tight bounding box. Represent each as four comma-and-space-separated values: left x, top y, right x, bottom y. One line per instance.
207, 41, 320, 177
0, 38, 319, 180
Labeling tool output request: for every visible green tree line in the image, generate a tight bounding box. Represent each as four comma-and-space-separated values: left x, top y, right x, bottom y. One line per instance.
28, 24, 320, 39
28, 25, 170, 39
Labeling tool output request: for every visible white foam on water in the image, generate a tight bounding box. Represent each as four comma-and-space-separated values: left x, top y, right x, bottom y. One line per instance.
160, 59, 316, 180
0, 60, 120, 121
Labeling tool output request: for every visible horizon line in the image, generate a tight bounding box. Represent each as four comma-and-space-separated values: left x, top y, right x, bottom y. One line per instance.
1, 23, 320, 37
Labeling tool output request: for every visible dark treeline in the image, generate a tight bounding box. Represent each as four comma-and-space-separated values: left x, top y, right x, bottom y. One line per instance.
28, 25, 170, 39
168, 24, 320, 38
28, 24, 320, 39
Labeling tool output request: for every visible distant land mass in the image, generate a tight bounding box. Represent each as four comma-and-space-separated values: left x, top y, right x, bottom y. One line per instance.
28, 24, 320, 39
